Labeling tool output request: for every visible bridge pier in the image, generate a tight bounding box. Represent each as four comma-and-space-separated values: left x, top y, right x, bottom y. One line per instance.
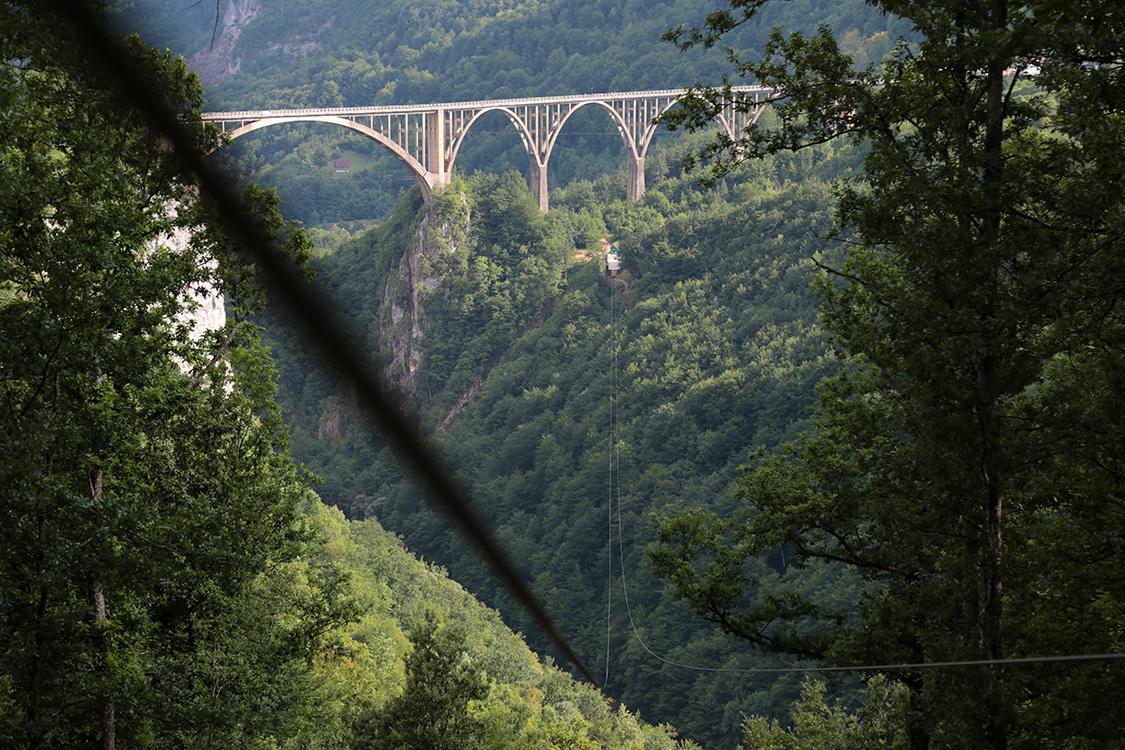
529, 157, 549, 213
426, 114, 448, 188
419, 171, 451, 203
627, 155, 645, 202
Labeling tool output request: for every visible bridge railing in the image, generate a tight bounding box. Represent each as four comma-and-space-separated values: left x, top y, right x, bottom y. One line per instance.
200, 86, 777, 122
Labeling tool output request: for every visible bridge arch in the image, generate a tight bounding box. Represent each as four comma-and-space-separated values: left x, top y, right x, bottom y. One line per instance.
541, 100, 646, 208
713, 104, 768, 148
444, 105, 547, 210
536, 100, 638, 162
220, 115, 439, 201
203, 88, 778, 213
445, 106, 535, 174
445, 100, 640, 210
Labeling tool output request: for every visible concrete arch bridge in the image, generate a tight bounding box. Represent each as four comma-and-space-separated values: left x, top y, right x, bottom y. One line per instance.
202, 87, 774, 212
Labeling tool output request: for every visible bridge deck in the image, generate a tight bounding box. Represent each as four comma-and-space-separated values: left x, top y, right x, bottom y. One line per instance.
200, 87, 774, 121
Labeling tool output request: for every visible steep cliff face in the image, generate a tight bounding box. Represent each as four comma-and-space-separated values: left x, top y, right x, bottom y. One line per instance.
187, 0, 263, 86
379, 214, 430, 398
187, 0, 336, 87
379, 191, 471, 401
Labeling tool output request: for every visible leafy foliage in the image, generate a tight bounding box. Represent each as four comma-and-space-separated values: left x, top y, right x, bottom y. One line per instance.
102, 1, 1125, 746
649, 0, 1125, 747
290, 500, 698, 750
0, 4, 355, 747
740, 676, 908, 750
0, 2, 947, 748
351, 612, 490, 750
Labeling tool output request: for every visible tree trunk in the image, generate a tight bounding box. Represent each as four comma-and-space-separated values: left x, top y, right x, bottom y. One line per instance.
93, 580, 115, 750
976, 0, 1009, 743
906, 675, 931, 750
90, 465, 115, 750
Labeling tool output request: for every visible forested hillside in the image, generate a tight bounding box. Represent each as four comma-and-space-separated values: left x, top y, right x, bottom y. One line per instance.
95, 0, 1125, 748
250, 133, 866, 747
105, 1, 904, 746
273, 498, 700, 750
0, 4, 703, 747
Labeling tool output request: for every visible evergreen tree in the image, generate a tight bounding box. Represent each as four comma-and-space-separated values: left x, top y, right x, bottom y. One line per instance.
651, 1, 1125, 748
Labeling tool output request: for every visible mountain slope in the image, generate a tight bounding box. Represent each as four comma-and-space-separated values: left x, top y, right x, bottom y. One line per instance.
296, 495, 698, 749
256, 136, 865, 747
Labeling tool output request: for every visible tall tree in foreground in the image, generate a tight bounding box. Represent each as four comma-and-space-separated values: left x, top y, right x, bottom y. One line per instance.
0, 3, 351, 748
650, 1, 1125, 748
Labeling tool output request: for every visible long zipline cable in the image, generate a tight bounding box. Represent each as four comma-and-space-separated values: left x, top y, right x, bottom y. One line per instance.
604, 270, 615, 687
605, 264, 622, 687
53, 0, 597, 687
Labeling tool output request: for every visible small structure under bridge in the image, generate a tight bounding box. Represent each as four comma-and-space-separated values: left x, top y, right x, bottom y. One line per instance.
202, 87, 775, 212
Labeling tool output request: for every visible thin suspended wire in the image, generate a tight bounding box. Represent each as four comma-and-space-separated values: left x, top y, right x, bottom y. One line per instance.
606, 272, 622, 688
63, 0, 1124, 685
613, 456, 1125, 672
604, 271, 616, 687
613, 466, 1125, 674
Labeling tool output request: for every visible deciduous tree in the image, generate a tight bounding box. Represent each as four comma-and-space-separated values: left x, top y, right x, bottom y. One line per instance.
0, 3, 350, 747
350, 612, 490, 750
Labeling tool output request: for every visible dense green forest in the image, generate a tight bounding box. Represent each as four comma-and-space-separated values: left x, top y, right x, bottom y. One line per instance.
101, 9, 909, 745
9, 0, 1122, 748
251, 137, 867, 748
650, 0, 1125, 748
222, 0, 1125, 742
0, 3, 699, 748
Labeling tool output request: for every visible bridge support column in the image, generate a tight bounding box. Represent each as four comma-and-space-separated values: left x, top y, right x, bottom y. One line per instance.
426, 112, 446, 179
529, 157, 549, 212
627, 155, 646, 202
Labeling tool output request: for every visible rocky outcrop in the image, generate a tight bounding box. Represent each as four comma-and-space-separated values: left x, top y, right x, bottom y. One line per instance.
265, 17, 333, 58
188, 0, 263, 86
186, 260, 227, 337
436, 379, 481, 435
161, 222, 226, 341
380, 212, 436, 397
188, 0, 333, 86
379, 193, 470, 401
